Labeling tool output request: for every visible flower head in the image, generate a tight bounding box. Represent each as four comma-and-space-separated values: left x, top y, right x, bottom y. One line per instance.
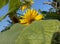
21, 5, 27, 11
19, 9, 44, 25
20, 0, 34, 11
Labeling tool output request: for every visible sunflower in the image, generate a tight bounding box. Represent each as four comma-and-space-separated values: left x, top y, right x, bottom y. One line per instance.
19, 9, 44, 25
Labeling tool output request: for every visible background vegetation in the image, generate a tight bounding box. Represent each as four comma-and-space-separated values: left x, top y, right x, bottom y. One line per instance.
0, 0, 60, 44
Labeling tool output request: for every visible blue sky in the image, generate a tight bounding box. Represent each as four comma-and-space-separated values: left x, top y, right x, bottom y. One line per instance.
0, 0, 52, 31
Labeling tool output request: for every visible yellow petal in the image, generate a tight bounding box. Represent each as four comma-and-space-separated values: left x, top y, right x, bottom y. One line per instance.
35, 14, 44, 20
24, 23, 30, 25
32, 9, 38, 18
26, 9, 31, 15
23, 9, 31, 18
19, 19, 27, 24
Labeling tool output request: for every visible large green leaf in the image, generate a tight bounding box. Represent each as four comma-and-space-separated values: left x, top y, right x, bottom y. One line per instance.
0, 20, 60, 44
16, 20, 60, 44
0, 23, 26, 44
0, 0, 8, 9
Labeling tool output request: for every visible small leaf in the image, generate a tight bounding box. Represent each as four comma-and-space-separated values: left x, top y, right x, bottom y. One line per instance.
0, 14, 7, 22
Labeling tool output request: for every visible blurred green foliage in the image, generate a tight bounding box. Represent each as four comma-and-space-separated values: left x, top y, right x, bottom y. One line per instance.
0, 23, 25, 44
0, 0, 8, 9
0, 0, 60, 44
16, 20, 60, 44
0, 20, 60, 44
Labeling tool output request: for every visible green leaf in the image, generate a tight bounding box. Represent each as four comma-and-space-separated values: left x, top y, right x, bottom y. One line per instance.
9, 0, 20, 13
0, 0, 8, 9
57, 0, 60, 2
0, 0, 21, 21
41, 11, 47, 14
16, 20, 60, 44
0, 8, 17, 22
45, 12, 60, 20
0, 23, 26, 44
0, 14, 7, 22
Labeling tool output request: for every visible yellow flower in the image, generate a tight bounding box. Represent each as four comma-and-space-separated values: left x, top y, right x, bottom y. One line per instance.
20, 0, 34, 11
21, 5, 27, 11
19, 9, 44, 25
